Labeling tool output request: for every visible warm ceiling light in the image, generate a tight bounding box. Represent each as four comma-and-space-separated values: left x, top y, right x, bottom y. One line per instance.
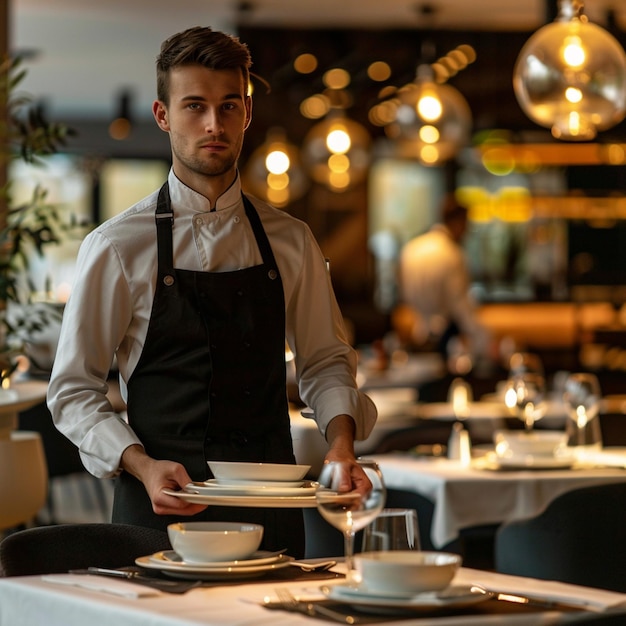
302, 111, 371, 192
385, 64, 472, 166
241, 128, 308, 208
513, 0, 626, 141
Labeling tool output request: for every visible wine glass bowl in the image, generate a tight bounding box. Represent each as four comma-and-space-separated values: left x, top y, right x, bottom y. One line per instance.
504, 372, 547, 431
315, 459, 386, 580
563, 372, 603, 453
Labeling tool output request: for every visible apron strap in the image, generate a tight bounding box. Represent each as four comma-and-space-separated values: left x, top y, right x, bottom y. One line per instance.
155, 182, 175, 278
242, 193, 281, 280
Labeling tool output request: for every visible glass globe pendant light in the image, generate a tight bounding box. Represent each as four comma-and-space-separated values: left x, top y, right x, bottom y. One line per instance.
387, 64, 472, 166
513, 0, 626, 140
301, 108, 371, 192
241, 127, 309, 208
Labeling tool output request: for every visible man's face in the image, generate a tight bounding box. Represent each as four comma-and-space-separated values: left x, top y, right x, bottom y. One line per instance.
153, 65, 251, 183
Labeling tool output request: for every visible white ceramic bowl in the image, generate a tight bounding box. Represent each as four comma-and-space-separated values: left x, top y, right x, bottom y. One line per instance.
167, 522, 263, 563
207, 460, 310, 482
355, 551, 462, 595
494, 430, 568, 459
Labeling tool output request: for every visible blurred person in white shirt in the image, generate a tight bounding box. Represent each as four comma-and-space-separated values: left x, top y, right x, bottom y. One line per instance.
398, 193, 491, 367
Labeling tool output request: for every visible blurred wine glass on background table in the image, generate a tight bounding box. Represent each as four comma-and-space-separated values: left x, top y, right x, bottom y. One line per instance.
504, 372, 547, 431
563, 372, 603, 456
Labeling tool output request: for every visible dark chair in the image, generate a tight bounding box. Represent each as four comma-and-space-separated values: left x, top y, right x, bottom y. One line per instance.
0, 523, 171, 577
495, 482, 626, 592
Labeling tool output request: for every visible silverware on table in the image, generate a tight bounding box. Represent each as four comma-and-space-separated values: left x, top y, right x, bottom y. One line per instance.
474, 585, 602, 613
264, 587, 359, 624
68, 567, 202, 593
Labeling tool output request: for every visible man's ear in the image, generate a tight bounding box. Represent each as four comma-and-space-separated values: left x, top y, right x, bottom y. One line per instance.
244, 96, 253, 130
152, 100, 170, 132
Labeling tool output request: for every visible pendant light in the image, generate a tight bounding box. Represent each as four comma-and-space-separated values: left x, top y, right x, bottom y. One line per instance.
241, 127, 308, 208
513, 0, 626, 140
385, 63, 473, 166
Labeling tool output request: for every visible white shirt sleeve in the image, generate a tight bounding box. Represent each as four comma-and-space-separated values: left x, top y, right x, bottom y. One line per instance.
47, 228, 143, 478
283, 221, 377, 441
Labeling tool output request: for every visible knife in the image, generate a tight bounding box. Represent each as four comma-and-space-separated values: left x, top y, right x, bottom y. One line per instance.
69, 567, 201, 593
485, 589, 603, 613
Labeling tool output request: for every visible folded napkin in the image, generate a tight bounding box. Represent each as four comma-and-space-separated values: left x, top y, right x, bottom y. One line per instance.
41, 574, 162, 598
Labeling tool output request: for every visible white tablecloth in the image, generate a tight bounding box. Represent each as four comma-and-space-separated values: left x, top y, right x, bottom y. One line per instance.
373, 454, 626, 548
1, 567, 626, 626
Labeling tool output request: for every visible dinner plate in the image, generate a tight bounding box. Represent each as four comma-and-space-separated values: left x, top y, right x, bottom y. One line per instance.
189, 479, 317, 496
163, 488, 318, 508
147, 549, 286, 568
136, 553, 294, 580
322, 584, 492, 612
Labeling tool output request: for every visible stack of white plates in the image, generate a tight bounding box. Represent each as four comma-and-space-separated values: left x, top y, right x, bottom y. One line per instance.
136, 550, 293, 580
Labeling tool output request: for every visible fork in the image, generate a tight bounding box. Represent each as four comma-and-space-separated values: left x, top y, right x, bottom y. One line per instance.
274, 587, 359, 624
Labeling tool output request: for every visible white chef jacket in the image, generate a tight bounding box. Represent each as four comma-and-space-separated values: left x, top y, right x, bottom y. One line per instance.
47, 170, 377, 478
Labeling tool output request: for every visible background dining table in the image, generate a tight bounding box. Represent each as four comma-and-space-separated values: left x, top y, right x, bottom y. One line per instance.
372, 452, 626, 550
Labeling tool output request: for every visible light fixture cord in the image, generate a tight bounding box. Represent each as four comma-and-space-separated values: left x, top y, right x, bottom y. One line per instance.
557, 0, 585, 22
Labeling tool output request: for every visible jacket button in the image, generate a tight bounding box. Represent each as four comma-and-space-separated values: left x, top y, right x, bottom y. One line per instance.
163, 275, 174, 286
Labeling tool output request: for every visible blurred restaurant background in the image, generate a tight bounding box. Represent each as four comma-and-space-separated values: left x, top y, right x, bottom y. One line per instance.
3, 0, 626, 530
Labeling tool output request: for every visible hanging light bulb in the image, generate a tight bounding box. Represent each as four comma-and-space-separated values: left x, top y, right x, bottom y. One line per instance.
385, 64, 472, 166
241, 127, 308, 208
513, 0, 626, 140
302, 108, 371, 192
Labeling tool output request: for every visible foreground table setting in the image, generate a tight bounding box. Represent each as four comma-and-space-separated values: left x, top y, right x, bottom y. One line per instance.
3, 562, 626, 625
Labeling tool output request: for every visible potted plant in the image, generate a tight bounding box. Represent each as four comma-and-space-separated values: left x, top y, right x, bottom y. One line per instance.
0, 56, 82, 386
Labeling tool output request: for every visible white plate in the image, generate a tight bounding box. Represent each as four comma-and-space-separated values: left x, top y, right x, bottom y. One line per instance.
148, 550, 286, 568
323, 584, 492, 612
136, 553, 294, 580
163, 488, 318, 508
213, 478, 305, 488
208, 461, 310, 482
476, 452, 575, 471
187, 480, 317, 497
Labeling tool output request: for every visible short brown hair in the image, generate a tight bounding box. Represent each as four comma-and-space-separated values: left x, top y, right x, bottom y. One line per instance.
156, 26, 252, 105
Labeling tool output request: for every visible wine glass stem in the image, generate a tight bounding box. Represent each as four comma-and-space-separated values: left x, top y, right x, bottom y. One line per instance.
343, 531, 355, 581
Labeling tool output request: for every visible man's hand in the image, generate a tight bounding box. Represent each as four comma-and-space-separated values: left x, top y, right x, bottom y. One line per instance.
323, 414, 372, 496
121, 444, 207, 516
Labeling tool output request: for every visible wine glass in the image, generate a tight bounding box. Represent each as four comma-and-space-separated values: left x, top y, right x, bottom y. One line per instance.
315, 459, 386, 581
563, 372, 603, 454
504, 372, 547, 431
508, 352, 544, 378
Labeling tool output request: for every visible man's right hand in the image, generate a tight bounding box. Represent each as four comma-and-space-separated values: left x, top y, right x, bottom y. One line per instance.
120, 444, 207, 516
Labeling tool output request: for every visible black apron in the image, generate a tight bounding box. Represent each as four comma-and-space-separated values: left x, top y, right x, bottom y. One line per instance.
112, 182, 305, 558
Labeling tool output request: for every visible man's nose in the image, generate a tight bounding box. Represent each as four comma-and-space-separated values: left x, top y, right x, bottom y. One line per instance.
204, 109, 224, 135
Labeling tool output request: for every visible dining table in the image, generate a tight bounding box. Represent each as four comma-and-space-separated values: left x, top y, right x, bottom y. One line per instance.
2, 561, 626, 625
371, 452, 626, 550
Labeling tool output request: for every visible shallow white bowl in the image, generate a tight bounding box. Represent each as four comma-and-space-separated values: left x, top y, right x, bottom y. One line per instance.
167, 521, 263, 563
207, 460, 310, 482
355, 551, 462, 595
494, 430, 567, 459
